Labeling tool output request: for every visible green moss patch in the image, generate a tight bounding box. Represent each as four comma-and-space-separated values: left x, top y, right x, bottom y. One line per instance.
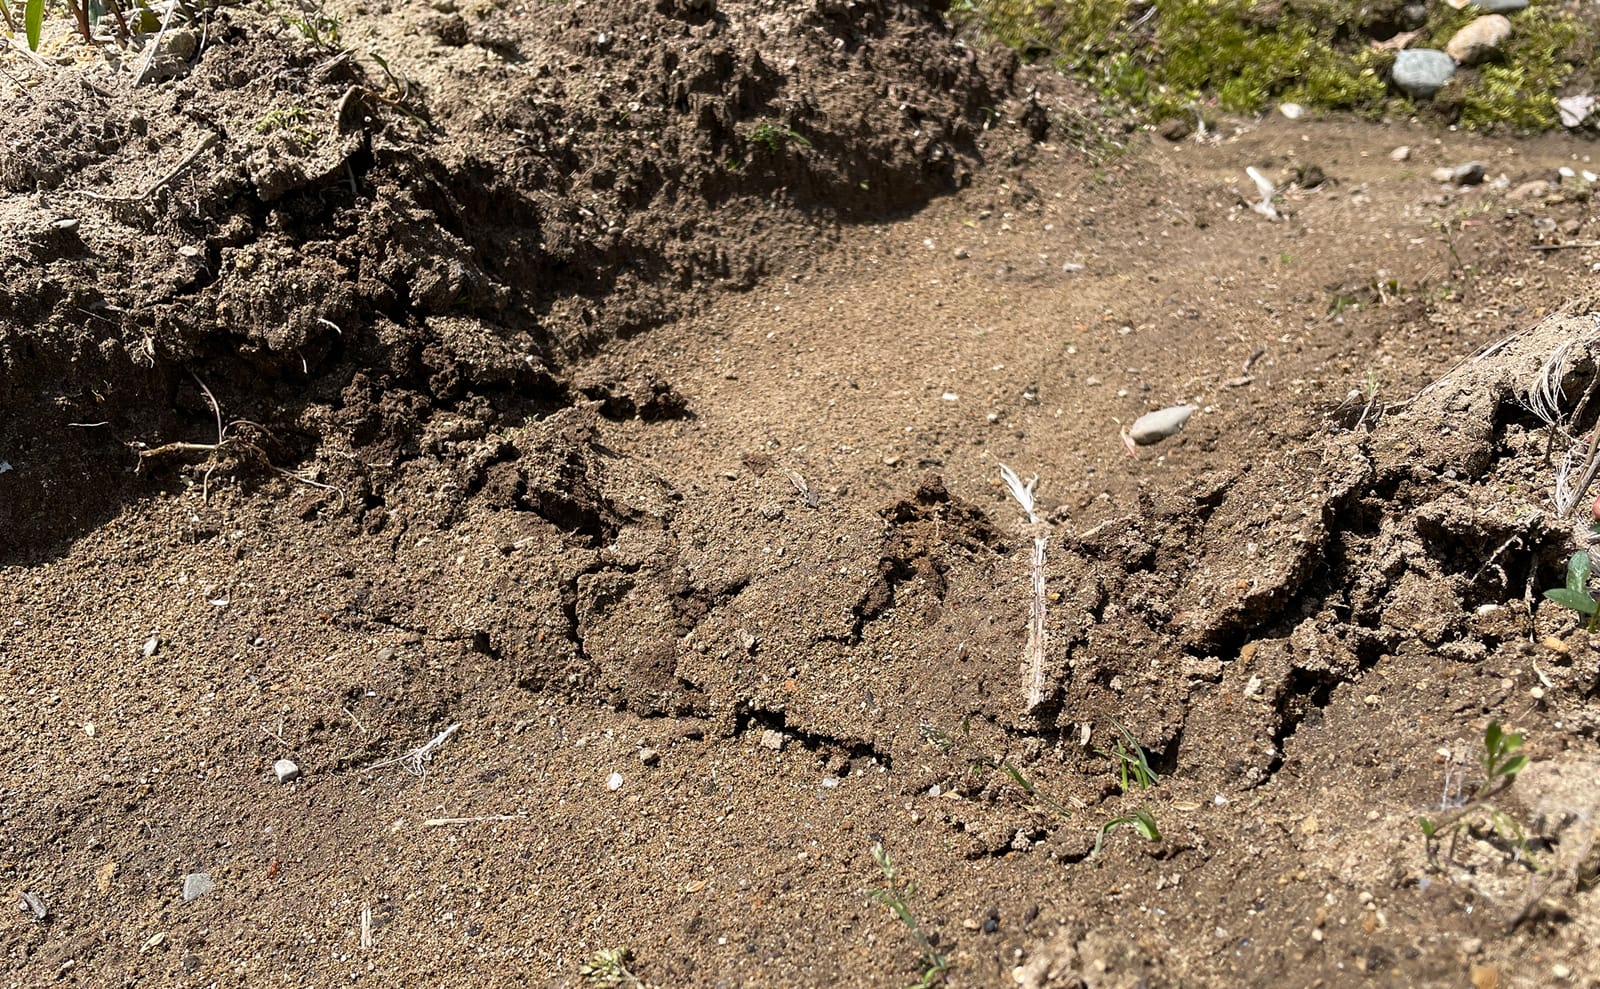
954, 0, 1596, 131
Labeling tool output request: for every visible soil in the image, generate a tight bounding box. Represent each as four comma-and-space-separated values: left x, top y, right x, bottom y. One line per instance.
2, 1, 1600, 986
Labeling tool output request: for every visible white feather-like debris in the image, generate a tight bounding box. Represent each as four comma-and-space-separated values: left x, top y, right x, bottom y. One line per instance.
1529, 338, 1579, 427
998, 462, 1038, 524
1246, 166, 1280, 220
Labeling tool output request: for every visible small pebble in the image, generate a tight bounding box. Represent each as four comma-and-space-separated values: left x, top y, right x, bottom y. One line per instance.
142, 636, 160, 658
1390, 146, 1411, 161
182, 873, 214, 902
638, 747, 660, 766
606, 771, 624, 791
17, 891, 47, 921
272, 759, 301, 783
759, 729, 786, 751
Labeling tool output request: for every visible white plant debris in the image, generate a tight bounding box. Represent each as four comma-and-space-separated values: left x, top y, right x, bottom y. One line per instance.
998, 463, 1050, 713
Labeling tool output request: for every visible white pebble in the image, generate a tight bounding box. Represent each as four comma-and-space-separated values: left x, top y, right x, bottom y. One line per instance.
273, 759, 301, 783
606, 771, 624, 791
142, 636, 159, 658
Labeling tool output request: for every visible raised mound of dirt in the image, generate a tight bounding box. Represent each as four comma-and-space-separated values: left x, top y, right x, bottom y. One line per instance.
0, 0, 1011, 557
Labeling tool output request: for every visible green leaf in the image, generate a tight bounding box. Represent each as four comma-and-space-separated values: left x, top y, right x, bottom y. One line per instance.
24, 0, 42, 51
1418, 816, 1436, 837
1499, 754, 1528, 779
1543, 588, 1597, 614
1569, 551, 1592, 594
1134, 808, 1161, 842
1485, 720, 1502, 754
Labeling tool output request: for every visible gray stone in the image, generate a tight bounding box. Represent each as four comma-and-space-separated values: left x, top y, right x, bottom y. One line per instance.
182, 873, 214, 902
1431, 161, 1487, 185
1471, 0, 1527, 12
1127, 405, 1197, 446
272, 759, 301, 783
1447, 15, 1512, 65
1391, 49, 1455, 98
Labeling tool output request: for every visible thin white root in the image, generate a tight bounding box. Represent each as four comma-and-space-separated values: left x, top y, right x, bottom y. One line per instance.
421, 814, 525, 826
366, 722, 461, 776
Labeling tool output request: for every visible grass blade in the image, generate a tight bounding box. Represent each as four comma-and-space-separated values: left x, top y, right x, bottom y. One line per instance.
24, 0, 42, 50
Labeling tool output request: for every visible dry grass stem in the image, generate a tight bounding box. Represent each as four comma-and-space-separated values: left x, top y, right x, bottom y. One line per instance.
998, 462, 1050, 712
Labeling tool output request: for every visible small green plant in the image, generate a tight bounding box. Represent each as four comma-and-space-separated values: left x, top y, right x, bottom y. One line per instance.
1091, 807, 1161, 858
868, 843, 949, 988
284, 7, 341, 47
579, 947, 639, 987
1418, 721, 1534, 868
1543, 551, 1600, 631
746, 122, 812, 155
1479, 720, 1530, 791
1095, 719, 1159, 792
1090, 721, 1161, 860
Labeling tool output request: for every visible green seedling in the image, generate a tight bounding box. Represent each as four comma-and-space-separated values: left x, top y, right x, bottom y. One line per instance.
747, 122, 812, 155
1096, 719, 1158, 792
579, 947, 639, 987
1543, 551, 1600, 631
868, 843, 949, 988
1418, 721, 1534, 868
1088, 721, 1161, 860
1091, 807, 1161, 859
1480, 720, 1529, 795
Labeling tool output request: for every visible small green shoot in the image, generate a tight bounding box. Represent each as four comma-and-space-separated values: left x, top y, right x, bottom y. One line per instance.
747, 122, 812, 155
1095, 719, 1158, 792
1091, 807, 1161, 859
1088, 721, 1161, 860
1480, 720, 1529, 795
579, 947, 639, 987
868, 843, 949, 988
1418, 721, 1533, 869
1543, 551, 1600, 631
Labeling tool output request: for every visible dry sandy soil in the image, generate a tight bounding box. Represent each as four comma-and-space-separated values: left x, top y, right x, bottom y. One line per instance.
3, 1, 1600, 986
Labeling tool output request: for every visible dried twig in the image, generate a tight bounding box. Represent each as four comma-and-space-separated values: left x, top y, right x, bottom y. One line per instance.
1531, 241, 1600, 251
84, 131, 219, 202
